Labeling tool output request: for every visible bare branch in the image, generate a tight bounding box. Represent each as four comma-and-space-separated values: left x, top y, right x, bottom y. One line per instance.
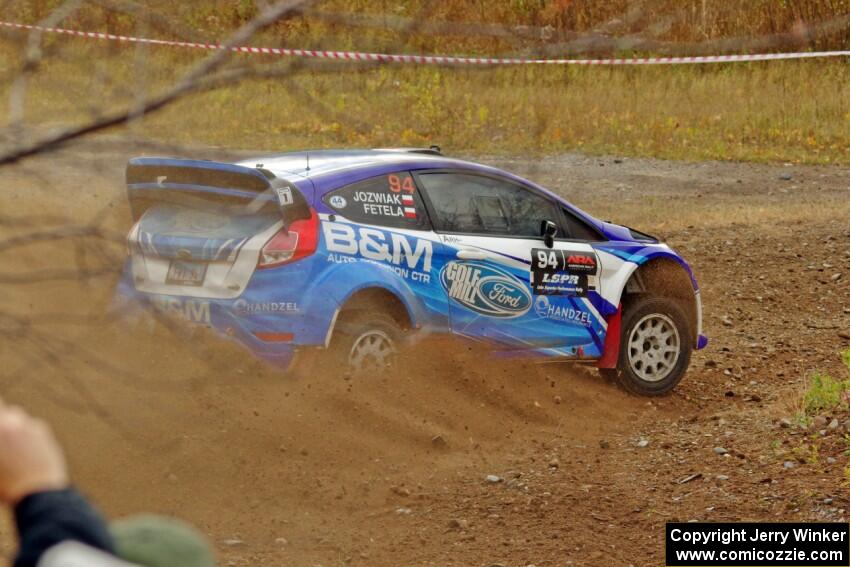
0, 0, 312, 167
7, 0, 83, 142
0, 226, 114, 253
303, 7, 850, 57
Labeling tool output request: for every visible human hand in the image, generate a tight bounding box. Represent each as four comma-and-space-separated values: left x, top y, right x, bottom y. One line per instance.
0, 399, 69, 505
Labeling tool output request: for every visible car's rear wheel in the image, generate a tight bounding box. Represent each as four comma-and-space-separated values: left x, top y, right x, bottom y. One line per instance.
603, 296, 692, 396
330, 311, 402, 377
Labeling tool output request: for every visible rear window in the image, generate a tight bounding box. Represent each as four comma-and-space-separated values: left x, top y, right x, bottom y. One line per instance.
324, 172, 429, 230
128, 188, 279, 223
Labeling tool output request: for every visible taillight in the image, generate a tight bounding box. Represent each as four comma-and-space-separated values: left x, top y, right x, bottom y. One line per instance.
258, 208, 319, 269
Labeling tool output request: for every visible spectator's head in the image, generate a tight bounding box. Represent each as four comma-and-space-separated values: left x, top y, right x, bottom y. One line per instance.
111, 515, 215, 567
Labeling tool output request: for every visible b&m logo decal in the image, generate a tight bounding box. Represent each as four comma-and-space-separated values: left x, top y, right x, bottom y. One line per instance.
440, 261, 531, 318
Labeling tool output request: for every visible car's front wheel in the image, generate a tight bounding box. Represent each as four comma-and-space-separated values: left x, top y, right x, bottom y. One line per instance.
602, 296, 692, 396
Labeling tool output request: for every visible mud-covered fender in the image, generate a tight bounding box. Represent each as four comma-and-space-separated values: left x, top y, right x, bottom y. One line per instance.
594, 244, 705, 349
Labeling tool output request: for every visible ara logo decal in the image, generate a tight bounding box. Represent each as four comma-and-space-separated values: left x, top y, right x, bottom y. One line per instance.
567, 254, 594, 264
440, 261, 531, 318
566, 253, 597, 273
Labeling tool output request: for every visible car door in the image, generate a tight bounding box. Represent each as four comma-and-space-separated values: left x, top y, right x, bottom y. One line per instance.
320, 170, 450, 331
414, 170, 608, 358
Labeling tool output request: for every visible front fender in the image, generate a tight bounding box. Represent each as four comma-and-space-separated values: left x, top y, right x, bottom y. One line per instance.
594, 243, 705, 349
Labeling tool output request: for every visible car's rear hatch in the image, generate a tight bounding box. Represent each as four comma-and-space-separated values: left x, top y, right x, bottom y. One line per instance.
126, 157, 309, 299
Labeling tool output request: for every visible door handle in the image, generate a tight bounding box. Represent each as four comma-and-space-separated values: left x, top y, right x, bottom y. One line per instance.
456, 248, 488, 261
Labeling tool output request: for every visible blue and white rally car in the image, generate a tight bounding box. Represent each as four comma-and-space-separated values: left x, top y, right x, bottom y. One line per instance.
120, 148, 707, 395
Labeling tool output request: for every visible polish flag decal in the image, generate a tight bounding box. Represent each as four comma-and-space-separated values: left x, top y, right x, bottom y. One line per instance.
401, 195, 414, 205
403, 207, 417, 218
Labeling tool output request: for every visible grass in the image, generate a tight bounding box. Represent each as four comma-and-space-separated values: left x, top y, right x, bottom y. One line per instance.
1, 0, 849, 164
782, 350, 850, 480
803, 373, 850, 415
799, 349, 850, 418
8, 0, 850, 49
0, 38, 847, 164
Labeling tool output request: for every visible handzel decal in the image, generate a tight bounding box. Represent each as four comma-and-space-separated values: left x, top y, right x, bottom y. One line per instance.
534, 295, 592, 327
323, 221, 432, 282
233, 299, 298, 314
440, 261, 531, 318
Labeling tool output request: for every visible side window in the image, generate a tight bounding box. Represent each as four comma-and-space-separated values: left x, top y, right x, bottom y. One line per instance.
561, 207, 604, 241
416, 172, 559, 238
323, 172, 429, 230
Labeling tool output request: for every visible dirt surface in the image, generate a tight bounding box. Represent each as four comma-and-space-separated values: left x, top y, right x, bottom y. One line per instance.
0, 139, 848, 566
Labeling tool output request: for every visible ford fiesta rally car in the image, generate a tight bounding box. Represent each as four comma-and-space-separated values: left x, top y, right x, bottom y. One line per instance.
120, 148, 707, 395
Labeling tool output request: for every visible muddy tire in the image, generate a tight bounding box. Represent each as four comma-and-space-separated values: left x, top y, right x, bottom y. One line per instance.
604, 296, 692, 396
328, 311, 402, 377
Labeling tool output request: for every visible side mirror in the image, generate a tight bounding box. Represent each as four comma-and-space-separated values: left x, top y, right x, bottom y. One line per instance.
540, 220, 558, 249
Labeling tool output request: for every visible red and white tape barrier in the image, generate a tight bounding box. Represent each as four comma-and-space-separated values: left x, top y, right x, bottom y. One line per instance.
2, 20, 848, 65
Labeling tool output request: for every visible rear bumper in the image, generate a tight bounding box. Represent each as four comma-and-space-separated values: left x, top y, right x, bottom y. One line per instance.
115, 264, 335, 369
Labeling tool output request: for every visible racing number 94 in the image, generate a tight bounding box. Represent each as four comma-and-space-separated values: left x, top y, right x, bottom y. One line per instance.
387, 174, 415, 194
537, 249, 559, 269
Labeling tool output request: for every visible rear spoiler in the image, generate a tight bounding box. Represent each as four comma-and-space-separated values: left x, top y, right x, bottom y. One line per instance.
127, 156, 273, 194
126, 157, 310, 223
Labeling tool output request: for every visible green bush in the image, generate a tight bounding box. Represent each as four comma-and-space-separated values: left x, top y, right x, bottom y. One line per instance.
801, 349, 850, 416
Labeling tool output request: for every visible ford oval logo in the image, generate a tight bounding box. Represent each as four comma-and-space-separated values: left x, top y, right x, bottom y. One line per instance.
440, 261, 531, 318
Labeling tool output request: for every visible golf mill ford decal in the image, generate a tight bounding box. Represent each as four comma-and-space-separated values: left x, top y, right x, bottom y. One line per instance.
440, 261, 532, 318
